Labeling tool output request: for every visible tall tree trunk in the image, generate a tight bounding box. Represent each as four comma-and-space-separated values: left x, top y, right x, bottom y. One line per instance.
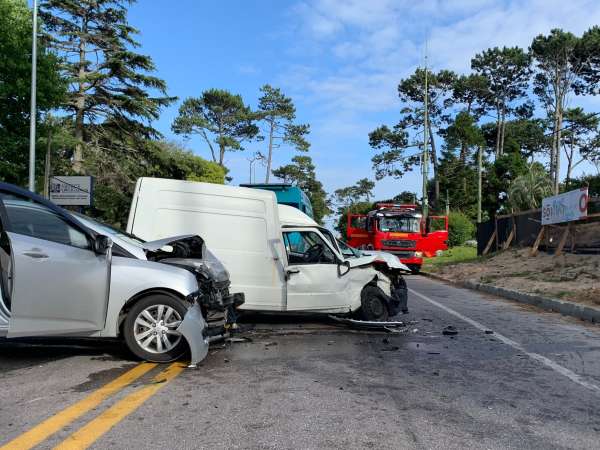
554, 109, 563, 194
565, 142, 573, 189
73, 16, 87, 173
265, 120, 274, 183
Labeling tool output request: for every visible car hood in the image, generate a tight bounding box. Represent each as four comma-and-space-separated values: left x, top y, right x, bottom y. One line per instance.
349, 251, 411, 272
141, 234, 200, 252
143, 235, 230, 283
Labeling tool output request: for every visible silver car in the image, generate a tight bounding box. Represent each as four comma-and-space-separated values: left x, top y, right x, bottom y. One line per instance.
0, 182, 242, 365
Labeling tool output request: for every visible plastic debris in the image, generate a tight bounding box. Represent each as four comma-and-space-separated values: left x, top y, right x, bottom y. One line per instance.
442, 325, 458, 336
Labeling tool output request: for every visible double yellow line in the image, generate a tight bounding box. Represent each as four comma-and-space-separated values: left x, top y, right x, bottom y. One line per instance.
0, 362, 185, 450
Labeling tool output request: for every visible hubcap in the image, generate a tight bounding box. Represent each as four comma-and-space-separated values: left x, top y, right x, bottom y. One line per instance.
134, 305, 182, 354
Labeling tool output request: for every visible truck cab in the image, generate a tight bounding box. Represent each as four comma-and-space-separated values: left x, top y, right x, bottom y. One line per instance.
347, 204, 448, 273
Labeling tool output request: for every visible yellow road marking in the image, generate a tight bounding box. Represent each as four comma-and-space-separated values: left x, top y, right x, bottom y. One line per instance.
0, 362, 157, 450
54, 362, 186, 450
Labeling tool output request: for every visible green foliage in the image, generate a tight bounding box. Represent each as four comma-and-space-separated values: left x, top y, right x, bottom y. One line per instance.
448, 211, 475, 247
332, 178, 375, 210
87, 140, 224, 227
257, 85, 310, 182
172, 89, 258, 166
272, 155, 331, 224
471, 46, 532, 155
40, 0, 175, 171
423, 245, 478, 271
569, 173, 600, 197
507, 163, 554, 211
0, 0, 65, 185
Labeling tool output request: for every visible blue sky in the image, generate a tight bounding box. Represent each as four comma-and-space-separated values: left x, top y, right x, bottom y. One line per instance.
126, 0, 600, 204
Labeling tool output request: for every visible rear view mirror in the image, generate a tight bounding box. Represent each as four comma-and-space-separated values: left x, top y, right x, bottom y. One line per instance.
93, 235, 113, 254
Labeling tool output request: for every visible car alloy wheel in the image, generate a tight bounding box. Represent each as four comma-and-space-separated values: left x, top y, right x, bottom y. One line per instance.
133, 304, 183, 354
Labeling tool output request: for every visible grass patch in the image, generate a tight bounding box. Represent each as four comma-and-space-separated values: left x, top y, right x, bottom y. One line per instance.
423, 245, 478, 271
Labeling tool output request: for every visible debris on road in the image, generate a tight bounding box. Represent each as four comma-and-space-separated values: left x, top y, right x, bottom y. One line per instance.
442, 325, 458, 336
329, 315, 416, 332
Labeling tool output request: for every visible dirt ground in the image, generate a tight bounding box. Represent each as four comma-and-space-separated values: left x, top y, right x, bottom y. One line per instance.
432, 247, 600, 306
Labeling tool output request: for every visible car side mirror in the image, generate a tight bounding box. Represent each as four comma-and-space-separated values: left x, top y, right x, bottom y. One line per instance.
93, 234, 113, 254
337, 260, 351, 277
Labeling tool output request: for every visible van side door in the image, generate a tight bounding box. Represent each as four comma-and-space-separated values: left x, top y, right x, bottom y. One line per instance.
0, 190, 111, 337
283, 229, 350, 312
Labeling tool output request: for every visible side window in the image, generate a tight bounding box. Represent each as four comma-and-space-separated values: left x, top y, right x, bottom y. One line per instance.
283, 231, 336, 265
0, 192, 90, 250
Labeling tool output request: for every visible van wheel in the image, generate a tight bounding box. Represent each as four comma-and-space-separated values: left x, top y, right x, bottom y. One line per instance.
359, 286, 389, 321
123, 294, 188, 363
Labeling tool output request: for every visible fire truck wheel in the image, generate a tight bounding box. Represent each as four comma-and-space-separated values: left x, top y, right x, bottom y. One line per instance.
409, 264, 421, 274
359, 286, 390, 321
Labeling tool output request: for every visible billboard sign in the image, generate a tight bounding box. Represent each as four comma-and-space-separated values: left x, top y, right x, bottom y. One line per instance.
541, 188, 588, 225
49, 176, 93, 206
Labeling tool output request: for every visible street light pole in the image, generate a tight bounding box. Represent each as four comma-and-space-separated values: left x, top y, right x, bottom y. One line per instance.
28, 0, 38, 192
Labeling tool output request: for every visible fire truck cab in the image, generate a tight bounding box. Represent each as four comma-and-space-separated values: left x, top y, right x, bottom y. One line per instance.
346, 204, 448, 273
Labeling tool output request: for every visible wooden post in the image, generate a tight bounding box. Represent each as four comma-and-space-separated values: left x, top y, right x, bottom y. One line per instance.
555, 223, 571, 256
503, 228, 515, 250
483, 229, 497, 256
530, 226, 545, 257
495, 217, 499, 252
570, 224, 577, 252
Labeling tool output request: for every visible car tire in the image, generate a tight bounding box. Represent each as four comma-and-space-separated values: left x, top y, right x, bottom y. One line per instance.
123, 294, 189, 363
359, 285, 390, 321
409, 264, 421, 274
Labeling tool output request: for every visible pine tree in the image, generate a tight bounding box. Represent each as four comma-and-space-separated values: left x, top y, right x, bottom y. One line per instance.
40, 0, 174, 172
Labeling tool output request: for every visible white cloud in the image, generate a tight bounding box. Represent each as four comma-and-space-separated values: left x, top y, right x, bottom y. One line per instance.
282, 0, 600, 199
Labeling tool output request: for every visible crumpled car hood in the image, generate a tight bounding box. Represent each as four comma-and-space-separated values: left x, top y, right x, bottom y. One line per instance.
348, 251, 410, 272
141, 234, 200, 252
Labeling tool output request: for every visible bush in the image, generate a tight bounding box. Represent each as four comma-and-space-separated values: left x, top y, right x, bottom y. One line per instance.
448, 211, 475, 247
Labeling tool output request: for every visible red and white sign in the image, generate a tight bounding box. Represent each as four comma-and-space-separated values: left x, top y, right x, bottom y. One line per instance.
541, 188, 588, 225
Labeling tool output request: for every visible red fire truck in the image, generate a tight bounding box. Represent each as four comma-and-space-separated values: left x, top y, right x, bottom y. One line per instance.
346, 204, 448, 273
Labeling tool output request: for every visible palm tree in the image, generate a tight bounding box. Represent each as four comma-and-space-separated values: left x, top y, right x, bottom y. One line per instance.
508, 163, 553, 211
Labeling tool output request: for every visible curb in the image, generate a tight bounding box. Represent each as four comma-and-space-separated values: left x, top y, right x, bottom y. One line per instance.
422, 271, 600, 323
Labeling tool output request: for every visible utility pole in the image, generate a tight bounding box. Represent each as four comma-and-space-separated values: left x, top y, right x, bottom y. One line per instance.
28, 0, 38, 192
422, 44, 429, 218
477, 145, 482, 223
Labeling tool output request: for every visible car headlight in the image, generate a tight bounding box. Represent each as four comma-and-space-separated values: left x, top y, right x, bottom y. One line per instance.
415, 251, 423, 257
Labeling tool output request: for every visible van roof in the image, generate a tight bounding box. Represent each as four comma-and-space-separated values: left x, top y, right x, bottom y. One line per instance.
277, 204, 318, 227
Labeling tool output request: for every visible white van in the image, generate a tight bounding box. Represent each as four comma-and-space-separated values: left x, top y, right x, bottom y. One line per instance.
127, 178, 408, 321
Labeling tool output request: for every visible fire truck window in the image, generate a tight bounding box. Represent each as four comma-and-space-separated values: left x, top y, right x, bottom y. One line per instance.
378, 217, 420, 233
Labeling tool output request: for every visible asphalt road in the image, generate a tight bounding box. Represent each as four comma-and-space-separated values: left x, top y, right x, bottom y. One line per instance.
1, 275, 599, 450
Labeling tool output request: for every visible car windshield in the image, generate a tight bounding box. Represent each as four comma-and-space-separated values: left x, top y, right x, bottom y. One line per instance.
74, 213, 146, 248
378, 216, 420, 233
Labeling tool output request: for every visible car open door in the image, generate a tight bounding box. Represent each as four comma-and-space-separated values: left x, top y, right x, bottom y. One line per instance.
0, 190, 111, 337
282, 229, 353, 312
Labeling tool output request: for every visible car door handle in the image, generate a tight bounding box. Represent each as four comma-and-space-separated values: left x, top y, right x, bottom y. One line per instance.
285, 267, 300, 280
22, 251, 49, 259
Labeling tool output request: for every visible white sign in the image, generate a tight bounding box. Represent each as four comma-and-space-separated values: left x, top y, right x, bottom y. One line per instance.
49, 176, 93, 206
541, 188, 588, 225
